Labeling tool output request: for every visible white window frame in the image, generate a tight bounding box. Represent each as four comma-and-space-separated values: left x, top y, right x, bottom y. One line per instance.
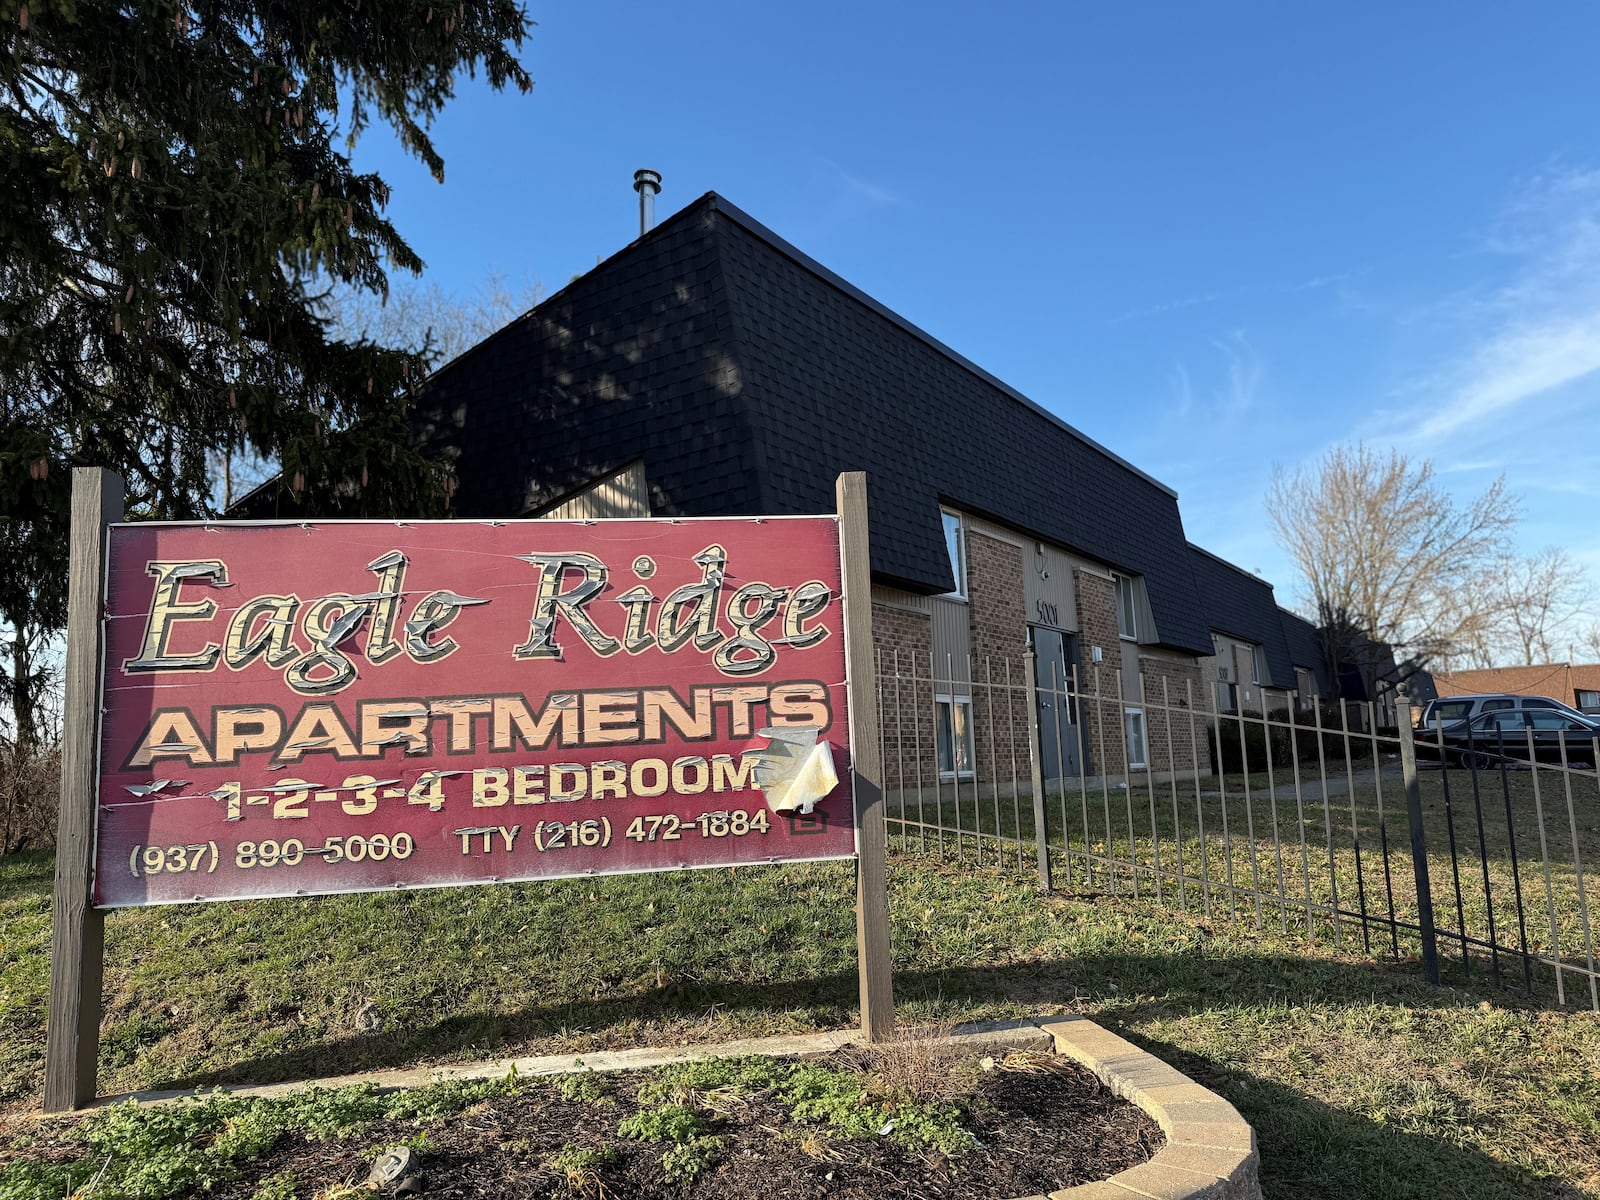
1250, 643, 1269, 686
1124, 707, 1148, 770
934, 693, 976, 779
1294, 668, 1315, 712
1113, 573, 1138, 641
940, 510, 968, 602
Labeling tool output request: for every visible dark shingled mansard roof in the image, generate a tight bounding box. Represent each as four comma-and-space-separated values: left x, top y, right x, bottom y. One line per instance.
405, 192, 1215, 656
1185, 545, 1297, 689
1277, 607, 1336, 699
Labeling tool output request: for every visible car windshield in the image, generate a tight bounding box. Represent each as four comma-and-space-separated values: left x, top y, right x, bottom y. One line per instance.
1427, 701, 1473, 724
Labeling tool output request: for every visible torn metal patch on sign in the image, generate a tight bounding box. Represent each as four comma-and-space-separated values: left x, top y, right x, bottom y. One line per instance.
746, 725, 838, 814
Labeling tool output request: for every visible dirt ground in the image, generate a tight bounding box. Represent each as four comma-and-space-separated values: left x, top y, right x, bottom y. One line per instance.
234, 1056, 1159, 1200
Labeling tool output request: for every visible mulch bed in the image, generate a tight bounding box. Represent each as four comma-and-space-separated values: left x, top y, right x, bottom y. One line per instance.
233, 1051, 1162, 1200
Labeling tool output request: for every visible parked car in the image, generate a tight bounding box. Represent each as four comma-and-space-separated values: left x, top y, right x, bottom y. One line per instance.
1417, 693, 1591, 729
1423, 707, 1600, 770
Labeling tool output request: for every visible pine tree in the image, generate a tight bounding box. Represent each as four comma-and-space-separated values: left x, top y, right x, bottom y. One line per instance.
1, 0, 532, 748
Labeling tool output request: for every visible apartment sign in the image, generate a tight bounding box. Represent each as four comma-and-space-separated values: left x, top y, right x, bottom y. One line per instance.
93, 517, 856, 907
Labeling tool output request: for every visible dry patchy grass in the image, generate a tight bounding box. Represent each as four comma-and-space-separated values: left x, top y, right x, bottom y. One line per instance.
0, 847, 1597, 1197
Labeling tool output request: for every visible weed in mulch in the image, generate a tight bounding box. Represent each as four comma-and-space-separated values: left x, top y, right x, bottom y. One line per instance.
0, 1047, 1160, 1200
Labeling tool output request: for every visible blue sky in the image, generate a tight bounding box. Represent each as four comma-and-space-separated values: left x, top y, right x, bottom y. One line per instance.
352, 2, 1600, 618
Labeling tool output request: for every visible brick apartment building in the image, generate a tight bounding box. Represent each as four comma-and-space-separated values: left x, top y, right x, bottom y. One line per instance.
1434, 663, 1600, 715
244, 191, 1348, 784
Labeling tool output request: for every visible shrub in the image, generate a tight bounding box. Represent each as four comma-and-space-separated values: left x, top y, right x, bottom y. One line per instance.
0, 744, 60, 854
1210, 713, 1289, 774
1209, 704, 1378, 776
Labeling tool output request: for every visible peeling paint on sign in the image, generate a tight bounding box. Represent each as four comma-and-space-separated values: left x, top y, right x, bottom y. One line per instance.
746, 726, 839, 815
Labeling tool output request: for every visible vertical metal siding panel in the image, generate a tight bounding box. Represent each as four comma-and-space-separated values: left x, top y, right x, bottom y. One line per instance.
1121, 642, 1142, 707
930, 599, 973, 689
872, 584, 932, 614
1024, 544, 1078, 630
540, 461, 651, 519
1135, 577, 1160, 646
1234, 642, 1258, 711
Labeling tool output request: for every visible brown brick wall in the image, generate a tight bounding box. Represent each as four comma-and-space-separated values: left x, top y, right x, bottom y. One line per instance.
964, 533, 1030, 781
872, 601, 931, 675
871, 602, 938, 788
965, 532, 1028, 665
872, 563, 1206, 791
1136, 654, 1205, 775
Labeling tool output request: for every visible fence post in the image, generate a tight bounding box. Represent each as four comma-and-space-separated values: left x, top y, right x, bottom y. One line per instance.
1397, 683, 1441, 987
1022, 642, 1052, 891
45, 468, 123, 1111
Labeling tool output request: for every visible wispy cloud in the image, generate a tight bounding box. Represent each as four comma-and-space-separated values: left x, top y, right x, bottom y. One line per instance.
1393, 164, 1600, 446
1213, 330, 1263, 418
819, 157, 900, 208
1115, 287, 1242, 324
1110, 269, 1361, 324
1436, 458, 1513, 474
1169, 362, 1194, 417
1407, 311, 1600, 441
1163, 331, 1264, 425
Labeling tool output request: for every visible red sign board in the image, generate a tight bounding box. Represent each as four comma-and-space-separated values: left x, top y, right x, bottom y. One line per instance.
93, 517, 855, 907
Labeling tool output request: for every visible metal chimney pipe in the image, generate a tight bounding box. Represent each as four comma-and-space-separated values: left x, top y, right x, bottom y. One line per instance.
633, 169, 662, 237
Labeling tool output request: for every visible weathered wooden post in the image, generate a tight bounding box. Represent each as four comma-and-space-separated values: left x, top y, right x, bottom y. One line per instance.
836, 472, 894, 1041
45, 468, 123, 1111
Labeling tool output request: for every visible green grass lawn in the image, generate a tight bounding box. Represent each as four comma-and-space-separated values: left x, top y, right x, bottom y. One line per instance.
2, 845, 1598, 1198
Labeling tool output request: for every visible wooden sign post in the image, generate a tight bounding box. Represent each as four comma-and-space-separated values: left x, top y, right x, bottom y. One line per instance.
45, 468, 122, 1111
837, 471, 894, 1042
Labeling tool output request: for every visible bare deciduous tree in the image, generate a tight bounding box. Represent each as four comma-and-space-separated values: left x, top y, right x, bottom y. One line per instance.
214, 271, 542, 510
1268, 443, 1520, 670
326, 271, 543, 372
1582, 624, 1600, 663
1484, 548, 1592, 666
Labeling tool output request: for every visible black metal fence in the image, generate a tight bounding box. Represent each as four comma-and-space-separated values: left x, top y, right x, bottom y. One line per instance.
875, 648, 1600, 1012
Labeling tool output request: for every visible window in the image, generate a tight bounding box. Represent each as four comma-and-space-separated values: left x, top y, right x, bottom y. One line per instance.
1294, 668, 1315, 712
1474, 710, 1527, 733
1113, 573, 1138, 640
1250, 644, 1269, 685
1529, 712, 1594, 732
1216, 680, 1238, 714
935, 695, 975, 778
941, 511, 967, 601
1482, 699, 1513, 712
1579, 690, 1600, 710
1124, 709, 1147, 769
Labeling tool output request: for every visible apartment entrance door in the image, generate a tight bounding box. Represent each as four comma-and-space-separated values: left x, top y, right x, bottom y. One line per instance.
1032, 625, 1084, 780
